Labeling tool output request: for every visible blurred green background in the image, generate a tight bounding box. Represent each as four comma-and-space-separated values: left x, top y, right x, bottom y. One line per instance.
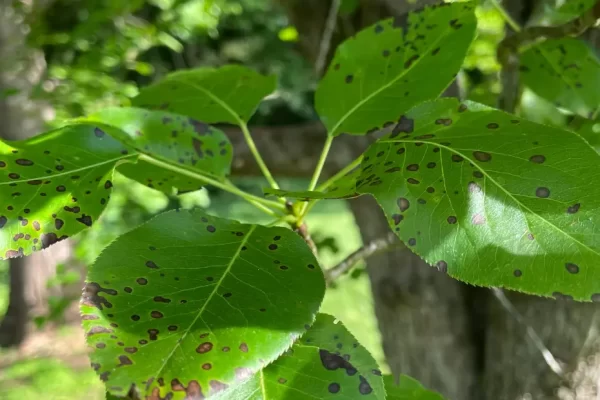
0, 0, 588, 398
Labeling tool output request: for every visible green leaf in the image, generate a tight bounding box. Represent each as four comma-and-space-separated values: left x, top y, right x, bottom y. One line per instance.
132, 65, 277, 124
520, 38, 600, 117
215, 314, 385, 399
545, 0, 597, 24
270, 98, 600, 301
316, 1, 476, 136
384, 375, 445, 400
84, 107, 233, 194
576, 118, 600, 153
81, 209, 325, 399
0, 124, 133, 259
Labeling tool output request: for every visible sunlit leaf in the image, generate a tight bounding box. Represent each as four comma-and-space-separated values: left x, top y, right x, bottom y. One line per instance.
215, 314, 385, 399
0, 124, 133, 259
84, 107, 232, 194
384, 375, 445, 400
316, 1, 476, 136
520, 38, 600, 117
132, 65, 277, 124
81, 209, 325, 399
270, 98, 600, 301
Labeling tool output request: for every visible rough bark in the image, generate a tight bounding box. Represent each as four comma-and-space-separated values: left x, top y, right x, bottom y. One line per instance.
349, 196, 478, 399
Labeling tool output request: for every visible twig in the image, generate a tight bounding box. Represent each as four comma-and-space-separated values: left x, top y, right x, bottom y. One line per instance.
497, 0, 600, 66
325, 232, 400, 284
315, 0, 341, 77
491, 288, 566, 378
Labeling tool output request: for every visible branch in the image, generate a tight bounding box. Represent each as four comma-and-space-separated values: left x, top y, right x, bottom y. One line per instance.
491, 288, 566, 378
325, 232, 400, 284
219, 122, 370, 178
315, 0, 341, 76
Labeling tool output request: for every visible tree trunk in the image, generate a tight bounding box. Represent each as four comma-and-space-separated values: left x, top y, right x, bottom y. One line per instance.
0, 0, 71, 348
273, 1, 600, 399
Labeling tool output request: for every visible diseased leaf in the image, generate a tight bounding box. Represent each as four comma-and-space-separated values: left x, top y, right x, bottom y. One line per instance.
81, 209, 325, 399
316, 1, 476, 136
520, 38, 600, 117
0, 124, 133, 259
215, 314, 385, 399
132, 65, 277, 124
384, 375, 445, 400
85, 107, 233, 194
270, 98, 600, 301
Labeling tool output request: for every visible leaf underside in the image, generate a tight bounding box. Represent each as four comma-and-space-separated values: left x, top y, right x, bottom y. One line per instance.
81, 209, 325, 399
216, 314, 385, 399
0, 124, 132, 259
315, 1, 477, 136
520, 37, 600, 118
271, 98, 600, 301
132, 65, 277, 124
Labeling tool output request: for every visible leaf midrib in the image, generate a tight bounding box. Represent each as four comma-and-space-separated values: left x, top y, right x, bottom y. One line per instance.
328, 11, 472, 135
149, 224, 257, 391
0, 154, 137, 187
169, 77, 245, 128
378, 139, 600, 259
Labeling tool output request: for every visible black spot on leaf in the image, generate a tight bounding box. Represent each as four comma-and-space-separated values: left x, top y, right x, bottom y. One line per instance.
535, 187, 550, 198
565, 263, 579, 274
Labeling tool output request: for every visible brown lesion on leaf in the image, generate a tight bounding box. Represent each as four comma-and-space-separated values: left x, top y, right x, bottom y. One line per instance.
82, 282, 117, 310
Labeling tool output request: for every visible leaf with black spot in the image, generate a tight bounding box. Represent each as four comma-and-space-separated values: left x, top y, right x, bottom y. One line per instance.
0, 124, 135, 259
520, 37, 600, 118
132, 65, 276, 125
269, 98, 600, 301
316, 1, 476, 136
213, 314, 385, 399
83, 107, 232, 194
81, 209, 325, 399
384, 375, 445, 400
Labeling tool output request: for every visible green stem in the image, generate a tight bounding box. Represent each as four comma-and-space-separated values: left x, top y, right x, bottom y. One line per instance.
300, 153, 363, 219
138, 154, 285, 217
240, 122, 282, 193
300, 135, 334, 216
316, 154, 362, 192
491, 0, 522, 33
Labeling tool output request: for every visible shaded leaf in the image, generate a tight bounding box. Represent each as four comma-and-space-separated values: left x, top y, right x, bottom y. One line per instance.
132, 65, 277, 124
384, 375, 445, 400
81, 209, 325, 399
85, 107, 233, 194
316, 1, 476, 136
520, 38, 600, 117
546, 0, 597, 24
215, 314, 384, 399
0, 124, 133, 259
270, 98, 600, 301
575, 118, 600, 153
